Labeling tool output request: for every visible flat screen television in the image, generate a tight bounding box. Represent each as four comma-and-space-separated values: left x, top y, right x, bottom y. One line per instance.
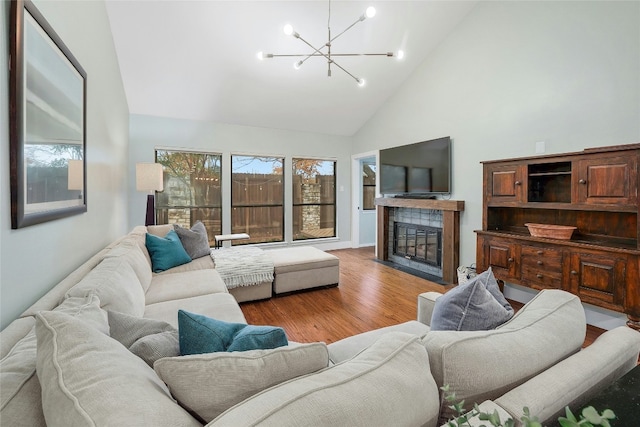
379, 136, 451, 196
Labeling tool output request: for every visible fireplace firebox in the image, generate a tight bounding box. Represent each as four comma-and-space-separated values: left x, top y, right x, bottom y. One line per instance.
393, 222, 442, 267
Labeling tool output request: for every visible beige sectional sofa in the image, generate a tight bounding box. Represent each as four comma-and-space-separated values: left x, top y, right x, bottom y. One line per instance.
1, 226, 639, 427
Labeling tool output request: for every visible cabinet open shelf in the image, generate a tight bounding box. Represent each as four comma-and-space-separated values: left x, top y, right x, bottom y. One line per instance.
528, 171, 571, 177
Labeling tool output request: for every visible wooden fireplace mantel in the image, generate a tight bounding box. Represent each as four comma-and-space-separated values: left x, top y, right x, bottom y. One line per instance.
375, 198, 465, 284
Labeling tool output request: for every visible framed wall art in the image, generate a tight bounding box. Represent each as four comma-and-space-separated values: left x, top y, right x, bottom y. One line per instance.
9, 0, 87, 229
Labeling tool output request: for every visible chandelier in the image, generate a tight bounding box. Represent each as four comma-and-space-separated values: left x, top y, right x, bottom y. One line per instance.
257, 1, 404, 87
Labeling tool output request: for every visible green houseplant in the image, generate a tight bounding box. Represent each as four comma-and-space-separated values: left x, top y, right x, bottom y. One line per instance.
442, 385, 616, 427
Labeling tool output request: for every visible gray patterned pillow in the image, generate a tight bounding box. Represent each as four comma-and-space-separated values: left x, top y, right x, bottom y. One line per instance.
174, 222, 210, 259
108, 311, 179, 366
430, 267, 514, 331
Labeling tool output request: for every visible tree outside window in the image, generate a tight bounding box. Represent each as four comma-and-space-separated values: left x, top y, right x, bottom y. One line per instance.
155, 150, 222, 246
292, 159, 336, 241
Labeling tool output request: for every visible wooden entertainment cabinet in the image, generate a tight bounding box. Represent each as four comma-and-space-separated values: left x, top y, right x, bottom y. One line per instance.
475, 143, 640, 330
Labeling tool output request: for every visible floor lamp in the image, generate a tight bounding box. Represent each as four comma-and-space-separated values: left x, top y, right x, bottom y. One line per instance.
136, 163, 164, 226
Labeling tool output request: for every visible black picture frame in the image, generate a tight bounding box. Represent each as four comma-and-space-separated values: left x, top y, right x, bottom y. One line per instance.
9, 0, 87, 229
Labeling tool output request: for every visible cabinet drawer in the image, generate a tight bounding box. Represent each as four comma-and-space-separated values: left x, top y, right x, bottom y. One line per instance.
521, 266, 563, 289
520, 246, 563, 289
520, 246, 563, 271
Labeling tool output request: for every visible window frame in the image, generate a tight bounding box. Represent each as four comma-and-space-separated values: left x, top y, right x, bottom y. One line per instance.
230, 154, 285, 245
292, 157, 337, 241
154, 149, 223, 244
362, 161, 376, 211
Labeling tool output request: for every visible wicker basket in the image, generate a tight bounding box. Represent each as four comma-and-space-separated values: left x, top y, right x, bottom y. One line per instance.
525, 223, 576, 240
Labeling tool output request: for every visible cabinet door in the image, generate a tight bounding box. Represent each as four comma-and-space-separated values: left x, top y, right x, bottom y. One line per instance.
574, 155, 638, 207
569, 251, 626, 312
485, 164, 526, 204
477, 235, 519, 281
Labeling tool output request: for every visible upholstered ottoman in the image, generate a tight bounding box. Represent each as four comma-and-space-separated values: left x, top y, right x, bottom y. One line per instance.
265, 247, 340, 295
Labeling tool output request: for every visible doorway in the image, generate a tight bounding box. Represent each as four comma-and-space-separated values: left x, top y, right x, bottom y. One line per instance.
351, 152, 377, 248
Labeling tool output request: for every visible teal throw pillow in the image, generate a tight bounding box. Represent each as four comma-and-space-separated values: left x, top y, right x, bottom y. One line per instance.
145, 230, 192, 273
430, 267, 514, 331
178, 310, 288, 355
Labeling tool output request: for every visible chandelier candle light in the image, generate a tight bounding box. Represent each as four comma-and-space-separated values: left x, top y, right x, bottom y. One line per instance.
257, 1, 404, 86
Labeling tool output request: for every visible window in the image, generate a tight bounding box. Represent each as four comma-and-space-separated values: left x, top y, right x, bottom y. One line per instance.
292, 158, 336, 240
362, 161, 376, 210
231, 155, 284, 244
155, 150, 222, 246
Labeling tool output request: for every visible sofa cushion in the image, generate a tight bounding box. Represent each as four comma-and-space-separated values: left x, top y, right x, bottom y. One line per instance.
35, 310, 201, 427
155, 342, 329, 423
147, 224, 173, 237
154, 254, 215, 274
174, 221, 211, 259
327, 320, 430, 364
0, 295, 106, 427
207, 332, 440, 427
66, 256, 146, 317
266, 246, 339, 273
178, 310, 288, 355
146, 230, 192, 273
108, 311, 179, 367
430, 267, 513, 331
422, 289, 586, 423
145, 269, 228, 305
105, 237, 153, 292
144, 293, 247, 329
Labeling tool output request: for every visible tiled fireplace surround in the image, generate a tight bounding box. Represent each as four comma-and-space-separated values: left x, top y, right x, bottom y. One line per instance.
375, 198, 465, 284
389, 208, 444, 277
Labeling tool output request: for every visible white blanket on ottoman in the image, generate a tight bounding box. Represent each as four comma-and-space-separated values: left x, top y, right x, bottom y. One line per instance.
210, 247, 274, 289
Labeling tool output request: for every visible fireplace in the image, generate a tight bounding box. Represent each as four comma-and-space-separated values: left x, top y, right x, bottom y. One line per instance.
393, 222, 442, 267
375, 198, 464, 284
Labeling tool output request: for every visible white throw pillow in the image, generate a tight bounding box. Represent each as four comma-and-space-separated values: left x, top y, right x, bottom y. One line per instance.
154, 342, 329, 423
0, 294, 107, 427
35, 310, 201, 427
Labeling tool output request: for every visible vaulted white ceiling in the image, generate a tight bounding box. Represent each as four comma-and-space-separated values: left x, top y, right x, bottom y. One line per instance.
106, 1, 477, 136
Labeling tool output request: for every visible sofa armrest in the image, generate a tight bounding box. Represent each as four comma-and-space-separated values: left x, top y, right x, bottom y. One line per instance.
417, 291, 443, 327
493, 326, 640, 424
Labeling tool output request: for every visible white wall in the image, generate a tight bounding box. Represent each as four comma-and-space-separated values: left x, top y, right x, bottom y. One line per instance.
353, 0, 640, 267
353, 0, 639, 328
0, 0, 129, 329
128, 114, 353, 250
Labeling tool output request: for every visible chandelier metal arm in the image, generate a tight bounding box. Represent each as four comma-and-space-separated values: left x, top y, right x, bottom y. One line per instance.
268, 53, 393, 58
259, 1, 396, 85
326, 58, 361, 84
330, 17, 366, 44
293, 33, 330, 68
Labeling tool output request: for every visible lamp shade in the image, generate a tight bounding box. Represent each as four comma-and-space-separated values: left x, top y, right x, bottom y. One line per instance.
136, 163, 164, 192
67, 159, 84, 191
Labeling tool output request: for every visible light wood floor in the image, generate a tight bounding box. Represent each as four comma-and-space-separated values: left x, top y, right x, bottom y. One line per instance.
241, 247, 605, 347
